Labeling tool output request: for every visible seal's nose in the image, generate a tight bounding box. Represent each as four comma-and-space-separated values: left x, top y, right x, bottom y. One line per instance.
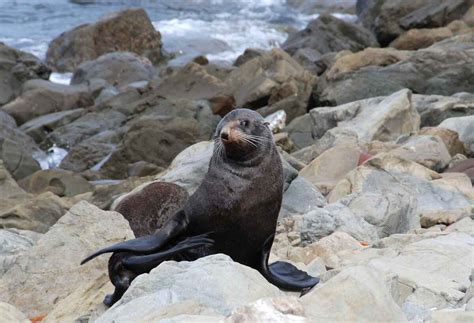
220, 132, 229, 141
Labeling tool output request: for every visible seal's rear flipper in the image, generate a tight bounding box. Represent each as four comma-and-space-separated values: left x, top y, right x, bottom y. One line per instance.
81, 210, 189, 265
259, 234, 319, 292
123, 233, 214, 273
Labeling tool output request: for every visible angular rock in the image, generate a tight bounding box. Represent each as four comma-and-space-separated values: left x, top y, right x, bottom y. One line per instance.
444, 158, 474, 183
0, 201, 134, 317
2, 79, 97, 125
96, 255, 281, 322
282, 14, 378, 56
227, 297, 306, 322
233, 48, 265, 67
419, 127, 466, 156
307, 232, 362, 268
420, 208, 472, 228
226, 48, 315, 121
439, 116, 474, 155
0, 302, 28, 322
280, 176, 327, 218
71, 52, 157, 88
0, 160, 26, 199
18, 169, 93, 197
0, 229, 42, 276
0, 42, 50, 105
390, 26, 454, 50
301, 266, 406, 321
46, 8, 163, 72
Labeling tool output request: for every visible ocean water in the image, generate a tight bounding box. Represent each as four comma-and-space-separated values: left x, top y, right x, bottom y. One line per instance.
0, 0, 351, 67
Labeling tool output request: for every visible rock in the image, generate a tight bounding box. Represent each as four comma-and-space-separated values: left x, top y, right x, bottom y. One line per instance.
307, 232, 362, 268
420, 209, 472, 228
19, 109, 85, 144
157, 141, 213, 195
326, 47, 411, 81
0, 229, 41, 276
305, 89, 420, 143
445, 216, 474, 233
329, 154, 473, 218
0, 160, 26, 199
46, 8, 163, 72
18, 169, 92, 197
153, 63, 233, 116
112, 181, 189, 237
369, 233, 473, 320
233, 48, 265, 66
444, 158, 474, 183
282, 14, 378, 56
357, 0, 473, 46
0, 192, 71, 233
412, 93, 474, 128
0, 201, 134, 318
44, 109, 127, 148
0, 111, 42, 180
287, 0, 356, 14
71, 52, 157, 88
301, 266, 406, 321
1, 79, 98, 125
95, 255, 282, 322
0, 42, 50, 105
419, 127, 466, 156
390, 26, 454, 50
280, 176, 326, 218
315, 42, 474, 106
431, 308, 474, 323
227, 297, 306, 322
439, 116, 474, 155
226, 48, 316, 122
0, 302, 28, 322
127, 161, 163, 177
391, 134, 452, 171
299, 144, 362, 194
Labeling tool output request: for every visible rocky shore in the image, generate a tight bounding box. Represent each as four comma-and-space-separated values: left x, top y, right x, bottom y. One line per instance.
0, 1, 473, 322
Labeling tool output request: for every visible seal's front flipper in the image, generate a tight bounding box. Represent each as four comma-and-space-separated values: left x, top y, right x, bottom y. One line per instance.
123, 233, 214, 273
259, 234, 319, 292
81, 210, 189, 265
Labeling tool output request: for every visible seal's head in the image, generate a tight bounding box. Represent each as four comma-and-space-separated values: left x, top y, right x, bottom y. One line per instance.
213, 109, 273, 161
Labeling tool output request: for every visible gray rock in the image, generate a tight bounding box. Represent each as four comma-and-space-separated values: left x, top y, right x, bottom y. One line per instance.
0, 42, 50, 105
439, 116, 474, 155
71, 52, 157, 88
0, 160, 26, 199
227, 296, 306, 322
301, 266, 407, 322
0, 302, 28, 322
0, 201, 134, 318
0, 229, 41, 276
280, 176, 327, 218
96, 254, 281, 322
282, 14, 378, 56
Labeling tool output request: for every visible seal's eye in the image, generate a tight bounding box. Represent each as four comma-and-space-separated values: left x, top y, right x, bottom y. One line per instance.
240, 120, 249, 127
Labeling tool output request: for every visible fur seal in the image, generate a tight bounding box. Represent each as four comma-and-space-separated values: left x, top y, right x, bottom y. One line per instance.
82, 108, 319, 306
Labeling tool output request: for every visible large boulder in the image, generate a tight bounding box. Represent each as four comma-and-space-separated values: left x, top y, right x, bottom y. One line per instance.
0, 229, 42, 276
1, 79, 98, 125
356, 0, 473, 46
71, 52, 157, 88
46, 8, 163, 72
301, 266, 406, 321
439, 115, 474, 155
226, 48, 316, 121
0, 160, 26, 199
282, 14, 378, 56
287, 89, 420, 147
315, 39, 474, 106
95, 254, 282, 322
0, 302, 28, 322
0, 201, 134, 318
0, 112, 41, 180
0, 42, 50, 106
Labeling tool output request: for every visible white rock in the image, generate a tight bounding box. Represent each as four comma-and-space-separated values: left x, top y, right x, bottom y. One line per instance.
439, 116, 474, 154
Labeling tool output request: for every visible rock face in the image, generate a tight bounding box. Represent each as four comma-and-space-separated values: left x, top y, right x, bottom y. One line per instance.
356, 0, 473, 46
227, 297, 306, 322
1, 79, 98, 125
280, 176, 327, 218
0, 160, 26, 199
282, 14, 379, 56
0, 229, 42, 276
0, 42, 51, 105
439, 115, 474, 155
96, 255, 281, 322
46, 8, 163, 72
315, 38, 474, 106
301, 266, 407, 322
0, 302, 28, 322
71, 52, 157, 88
226, 48, 316, 121
0, 201, 134, 318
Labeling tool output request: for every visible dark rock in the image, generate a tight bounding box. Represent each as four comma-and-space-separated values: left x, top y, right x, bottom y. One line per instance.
233, 48, 265, 67
282, 14, 378, 56
71, 52, 157, 88
46, 8, 163, 72
0, 43, 51, 105
444, 158, 474, 184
